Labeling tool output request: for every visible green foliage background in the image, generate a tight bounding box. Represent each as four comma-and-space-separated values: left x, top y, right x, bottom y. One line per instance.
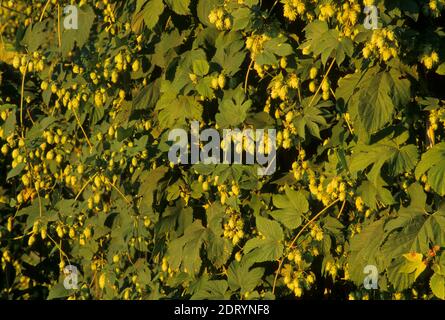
1, 0, 445, 300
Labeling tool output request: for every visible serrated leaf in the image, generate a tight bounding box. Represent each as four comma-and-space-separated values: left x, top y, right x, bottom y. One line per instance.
415, 143, 445, 196
348, 220, 386, 286
231, 7, 251, 31
243, 217, 284, 265
358, 71, 394, 133
304, 21, 352, 65
387, 256, 416, 291
167, 220, 206, 274
207, 234, 233, 268
401, 252, 427, 280
3, 110, 16, 137
137, 0, 164, 30
227, 261, 264, 294
192, 59, 210, 76
436, 63, 445, 75
61, 5, 95, 57
256, 216, 283, 241
215, 87, 251, 127
197, 0, 224, 26
47, 283, 71, 300
7, 163, 26, 180
382, 209, 445, 264
270, 188, 307, 229
430, 273, 445, 300
133, 79, 160, 110
22, 22, 48, 52
263, 38, 293, 57
139, 167, 168, 212
191, 280, 230, 300
165, 0, 191, 15
212, 32, 247, 76
156, 95, 203, 130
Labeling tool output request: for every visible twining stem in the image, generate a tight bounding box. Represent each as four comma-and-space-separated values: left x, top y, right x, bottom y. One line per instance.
308, 58, 336, 108
72, 107, 93, 149
244, 59, 254, 93
344, 114, 354, 135
13, 230, 33, 240
272, 199, 340, 294
267, 0, 280, 18
37, 187, 43, 218
289, 199, 340, 249
337, 200, 346, 219
57, 4, 62, 49
107, 181, 131, 204
39, 0, 51, 22
48, 234, 71, 266
74, 173, 98, 201
19, 62, 28, 138
272, 258, 284, 294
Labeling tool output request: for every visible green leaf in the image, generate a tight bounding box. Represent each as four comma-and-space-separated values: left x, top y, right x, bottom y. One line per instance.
387, 144, 419, 176
430, 273, 445, 300
167, 220, 207, 274
436, 63, 445, 75
382, 208, 445, 265
156, 95, 203, 130
415, 143, 445, 196
387, 256, 416, 291
437, 254, 445, 276
47, 283, 71, 300
212, 32, 247, 76
196, 77, 214, 98
3, 110, 16, 137
207, 234, 233, 268
336, 69, 373, 107
231, 7, 252, 31
293, 101, 327, 140
348, 220, 386, 286
407, 182, 426, 211
304, 21, 352, 65
227, 261, 264, 294
197, 0, 223, 26
263, 38, 293, 57
133, 79, 160, 110
358, 71, 394, 133
256, 216, 283, 241
139, 167, 168, 213
243, 216, 284, 265
165, 0, 191, 15
142, 0, 165, 29
349, 139, 418, 186
21, 22, 48, 52
152, 29, 186, 68
270, 187, 307, 229
191, 280, 230, 300
215, 87, 251, 127
255, 50, 277, 66
192, 59, 210, 76
7, 163, 25, 180
205, 203, 233, 267
61, 5, 95, 57
389, 68, 411, 107
400, 253, 427, 280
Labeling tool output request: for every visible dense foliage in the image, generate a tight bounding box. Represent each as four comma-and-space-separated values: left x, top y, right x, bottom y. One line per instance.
1, 0, 445, 300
